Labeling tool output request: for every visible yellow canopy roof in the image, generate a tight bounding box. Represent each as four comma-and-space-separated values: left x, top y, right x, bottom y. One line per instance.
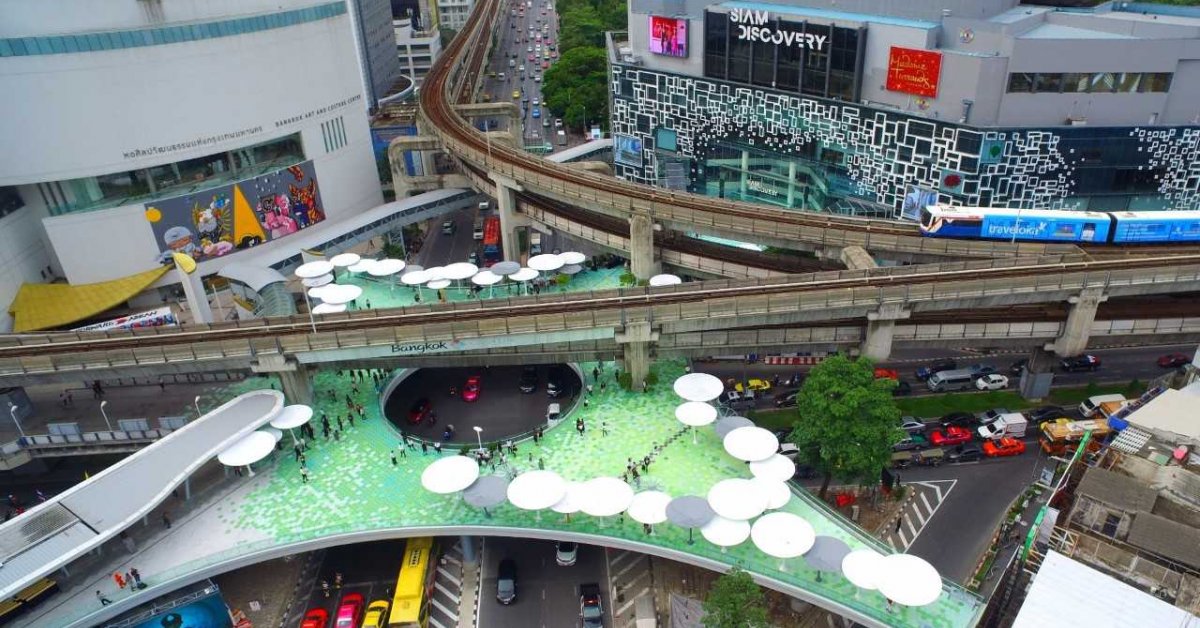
9, 265, 172, 332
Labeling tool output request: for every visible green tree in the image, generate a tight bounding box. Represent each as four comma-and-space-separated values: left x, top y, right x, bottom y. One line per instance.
542, 47, 609, 131
702, 568, 769, 628
558, 5, 606, 52
787, 354, 903, 498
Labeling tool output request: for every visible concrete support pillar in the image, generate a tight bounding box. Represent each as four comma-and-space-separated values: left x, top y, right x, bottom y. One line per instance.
184, 477, 191, 501
786, 161, 797, 207
616, 321, 659, 389
860, 303, 910, 362
252, 355, 314, 406
489, 173, 528, 261
838, 246, 877, 271
174, 258, 213, 324
1018, 348, 1058, 400
1047, 287, 1107, 358
628, 212, 660, 280
739, 150, 750, 195
460, 535, 478, 564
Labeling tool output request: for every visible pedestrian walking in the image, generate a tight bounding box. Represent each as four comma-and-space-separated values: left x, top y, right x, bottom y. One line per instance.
421, 441, 429, 455
323, 424, 330, 439
299, 453, 307, 466
113, 572, 126, 590
391, 452, 398, 466
533, 430, 539, 444
337, 415, 345, 431
643, 523, 652, 535
575, 418, 585, 436
600, 381, 607, 391
334, 430, 341, 442
294, 444, 302, 461
398, 445, 407, 458
894, 517, 903, 533
299, 437, 307, 452
587, 384, 594, 395
348, 413, 355, 427
97, 591, 113, 606
162, 512, 171, 529
592, 367, 599, 381
321, 580, 330, 598
583, 398, 590, 408
538, 457, 545, 470
300, 467, 310, 484
434, 442, 443, 454
125, 571, 135, 592
601, 422, 609, 436
130, 568, 143, 588
334, 572, 343, 589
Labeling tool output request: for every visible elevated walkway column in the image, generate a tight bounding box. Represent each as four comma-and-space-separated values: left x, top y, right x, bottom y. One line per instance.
490, 173, 527, 261
616, 321, 659, 388
251, 355, 313, 406
838, 246, 877, 271
1047, 287, 1107, 358
629, 211, 660, 280
1018, 348, 1058, 400
860, 303, 910, 362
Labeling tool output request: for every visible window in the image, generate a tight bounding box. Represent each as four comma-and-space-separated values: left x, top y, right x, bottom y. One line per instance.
751, 21, 776, 87
727, 31, 751, 83
1140, 72, 1172, 92
1115, 72, 1141, 92
0, 186, 24, 219
1062, 73, 1089, 93
1034, 73, 1062, 93
655, 128, 678, 152
775, 21, 803, 91
704, 12, 727, 80
1101, 513, 1121, 537
1007, 73, 1034, 93
1089, 72, 1115, 93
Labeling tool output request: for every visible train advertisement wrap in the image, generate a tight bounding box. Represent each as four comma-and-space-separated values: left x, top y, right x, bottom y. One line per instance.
1111, 212, 1200, 243
920, 207, 1113, 243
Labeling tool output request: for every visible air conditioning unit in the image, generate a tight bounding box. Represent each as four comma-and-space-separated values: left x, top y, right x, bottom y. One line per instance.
1067, 116, 1088, 126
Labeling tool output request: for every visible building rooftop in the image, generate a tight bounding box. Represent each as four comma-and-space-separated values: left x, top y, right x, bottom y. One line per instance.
1018, 22, 1136, 39
716, 1, 939, 30
1128, 512, 1200, 571
1125, 382, 1200, 444
1076, 467, 1158, 513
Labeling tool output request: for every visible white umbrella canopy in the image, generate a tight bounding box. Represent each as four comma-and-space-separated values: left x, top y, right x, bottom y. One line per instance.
579, 477, 635, 517
217, 431, 276, 467
368, 258, 406, 276
804, 536, 852, 579
527, 254, 564, 272
751, 478, 792, 509
295, 260, 334, 278
302, 274, 334, 288
421, 455, 481, 494
260, 427, 283, 443
427, 279, 452, 290
401, 270, 432, 285
675, 401, 718, 427
551, 482, 587, 515
749, 454, 796, 483
329, 252, 361, 268
723, 426, 779, 462
707, 478, 769, 521
841, 549, 885, 591
701, 515, 751, 549
271, 405, 313, 430
424, 266, 448, 281
509, 267, 539, 282
559, 264, 582, 275
319, 284, 363, 305
558, 251, 587, 265
307, 285, 332, 300
507, 470, 567, 511
491, 261, 522, 276
347, 260, 377, 274
649, 274, 682, 287
713, 416, 754, 439
443, 262, 479, 280
751, 512, 816, 567
673, 372, 724, 402
312, 303, 347, 315
471, 271, 503, 286
627, 491, 672, 525
876, 554, 943, 607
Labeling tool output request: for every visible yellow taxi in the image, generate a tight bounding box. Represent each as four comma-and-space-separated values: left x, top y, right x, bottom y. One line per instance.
734, 378, 772, 393
362, 600, 390, 628
512, 89, 521, 100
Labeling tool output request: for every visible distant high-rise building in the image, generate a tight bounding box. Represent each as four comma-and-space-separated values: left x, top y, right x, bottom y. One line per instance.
347, 0, 406, 108
393, 0, 443, 86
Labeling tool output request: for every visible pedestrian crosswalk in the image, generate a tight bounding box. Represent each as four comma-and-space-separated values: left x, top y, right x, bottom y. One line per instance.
605, 549, 656, 628
881, 480, 955, 550
427, 540, 465, 628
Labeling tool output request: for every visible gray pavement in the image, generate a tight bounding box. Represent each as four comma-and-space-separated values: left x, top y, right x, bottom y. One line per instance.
479, 537, 610, 628
383, 365, 580, 444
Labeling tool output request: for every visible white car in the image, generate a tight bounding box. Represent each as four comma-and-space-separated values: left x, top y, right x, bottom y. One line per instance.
555, 541, 578, 566
975, 374, 1009, 391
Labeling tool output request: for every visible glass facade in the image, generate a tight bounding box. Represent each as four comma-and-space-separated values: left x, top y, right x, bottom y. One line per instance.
1007, 71, 1172, 94
703, 11, 862, 101
44, 134, 305, 216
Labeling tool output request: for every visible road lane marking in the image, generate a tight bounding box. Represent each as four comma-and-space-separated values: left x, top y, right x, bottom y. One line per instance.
612, 556, 643, 580
920, 493, 934, 520
437, 566, 461, 587
904, 513, 918, 537
431, 597, 458, 621
907, 479, 957, 548
435, 581, 460, 604
615, 587, 651, 617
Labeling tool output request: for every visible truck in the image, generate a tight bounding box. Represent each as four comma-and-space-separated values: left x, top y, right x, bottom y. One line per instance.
556, 129, 567, 146
1039, 418, 1111, 456
1078, 394, 1125, 418
472, 218, 485, 240
977, 412, 1028, 441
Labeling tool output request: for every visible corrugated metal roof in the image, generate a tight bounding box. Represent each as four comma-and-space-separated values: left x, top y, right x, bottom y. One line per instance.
1127, 512, 1200, 570
0, 504, 78, 563
1076, 467, 1157, 513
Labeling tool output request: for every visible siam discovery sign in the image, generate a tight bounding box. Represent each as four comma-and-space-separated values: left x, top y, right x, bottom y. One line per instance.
727, 9, 828, 51
885, 46, 943, 98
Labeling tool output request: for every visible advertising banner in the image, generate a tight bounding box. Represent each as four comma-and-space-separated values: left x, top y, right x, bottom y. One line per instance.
614, 134, 644, 167
73, 307, 178, 332
131, 592, 233, 628
885, 47, 942, 98
649, 16, 688, 58
901, 185, 938, 221
144, 161, 325, 264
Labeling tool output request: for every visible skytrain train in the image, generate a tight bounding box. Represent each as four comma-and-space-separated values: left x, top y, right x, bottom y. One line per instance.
918, 206, 1200, 244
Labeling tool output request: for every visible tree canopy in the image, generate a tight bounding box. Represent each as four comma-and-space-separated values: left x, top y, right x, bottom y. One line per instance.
541, 47, 609, 130
702, 568, 770, 628
787, 354, 903, 497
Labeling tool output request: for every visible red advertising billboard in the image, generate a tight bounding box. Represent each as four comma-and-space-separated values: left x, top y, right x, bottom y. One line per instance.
649, 16, 688, 58
885, 46, 942, 98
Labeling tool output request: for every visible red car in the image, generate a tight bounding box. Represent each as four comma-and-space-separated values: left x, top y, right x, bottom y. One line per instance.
930, 426, 972, 447
408, 398, 432, 424
874, 367, 899, 380
983, 437, 1026, 458
1158, 353, 1191, 368
462, 376, 481, 402
527, 53, 535, 61
335, 592, 364, 628
300, 608, 328, 628
542, 60, 550, 69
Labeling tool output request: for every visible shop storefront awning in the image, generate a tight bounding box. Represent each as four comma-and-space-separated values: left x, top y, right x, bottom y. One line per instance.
8, 266, 172, 332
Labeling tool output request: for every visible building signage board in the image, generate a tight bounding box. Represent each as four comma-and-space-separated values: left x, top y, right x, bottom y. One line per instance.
727, 9, 827, 50
885, 46, 942, 98
649, 16, 688, 57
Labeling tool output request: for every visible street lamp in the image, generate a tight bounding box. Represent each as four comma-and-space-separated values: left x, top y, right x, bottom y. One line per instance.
7, 403, 25, 439
99, 400, 113, 432
194, 395, 202, 418
473, 426, 484, 453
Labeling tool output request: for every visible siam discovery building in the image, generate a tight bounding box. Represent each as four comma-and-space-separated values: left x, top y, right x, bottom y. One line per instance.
0, 0, 383, 331
609, 0, 1200, 218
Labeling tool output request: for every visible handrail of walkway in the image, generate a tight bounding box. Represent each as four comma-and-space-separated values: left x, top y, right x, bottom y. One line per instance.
0, 390, 284, 600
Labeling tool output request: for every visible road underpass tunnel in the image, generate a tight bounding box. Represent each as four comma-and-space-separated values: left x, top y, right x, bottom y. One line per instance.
383, 364, 582, 444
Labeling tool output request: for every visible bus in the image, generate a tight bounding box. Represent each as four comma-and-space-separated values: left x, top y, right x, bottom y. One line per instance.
388, 537, 437, 628
0, 578, 59, 625
482, 216, 502, 266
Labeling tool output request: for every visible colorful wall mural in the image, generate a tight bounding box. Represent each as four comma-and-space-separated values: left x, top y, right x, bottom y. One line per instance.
145, 160, 325, 264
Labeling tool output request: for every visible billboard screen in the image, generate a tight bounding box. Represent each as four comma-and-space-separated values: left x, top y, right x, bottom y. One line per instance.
144, 161, 326, 265
130, 592, 233, 628
885, 47, 942, 98
901, 185, 937, 221
649, 16, 688, 58
613, 134, 644, 167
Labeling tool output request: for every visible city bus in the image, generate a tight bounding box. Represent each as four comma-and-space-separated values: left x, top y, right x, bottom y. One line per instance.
388, 537, 437, 628
481, 215, 502, 266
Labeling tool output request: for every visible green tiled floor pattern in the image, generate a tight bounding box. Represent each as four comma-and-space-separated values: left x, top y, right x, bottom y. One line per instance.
335, 266, 624, 309
215, 360, 982, 628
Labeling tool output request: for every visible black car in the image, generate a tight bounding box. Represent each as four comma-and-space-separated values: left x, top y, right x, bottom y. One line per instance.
947, 444, 984, 464
940, 412, 975, 429
891, 380, 912, 397
775, 390, 799, 408
1028, 405, 1067, 424
497, 559, 517, 604
1060, 354, 1101, 372
1009, 359, 1028, 376
580, 583, 604, 628
916, 360, 957, 381
518, 367, 538, 393
966, 364, 998, 379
